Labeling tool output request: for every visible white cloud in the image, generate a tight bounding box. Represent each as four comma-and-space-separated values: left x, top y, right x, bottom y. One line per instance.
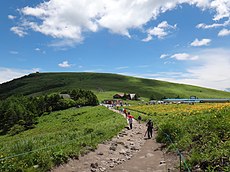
196, 20, 230, 29
8, 15, 16, 20
160, 54, 169, 58
210, 0, 230, 21
190, 38, 211, 47
58, 61, 72, 68
218, 28, 230, 36
152, 48, 230, 90
171, 53, 199, 60
10, 26, 27, 37
0, 67, 39, 84
142, 21, 177, 41
142, 35, 152, 42
34, 48, 46, 54
13, 0, 230, 46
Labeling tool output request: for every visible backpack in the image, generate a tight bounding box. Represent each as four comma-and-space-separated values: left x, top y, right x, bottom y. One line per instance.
128, 118, 133, 123
148, 121, 153, 128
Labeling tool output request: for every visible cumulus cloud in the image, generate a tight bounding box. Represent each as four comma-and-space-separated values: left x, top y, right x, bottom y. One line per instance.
0, 67, 39, 84
12, 0, 230, 46
218, 28, 230, 36
160, 54, 169, 58
58, 61, 72, 68
210, 0, 230, 21
171, 53, 199, 60
8, 15, 16, 20
142, 21, 177, 42
10, 26, 27, 37
190, 38, 211, 47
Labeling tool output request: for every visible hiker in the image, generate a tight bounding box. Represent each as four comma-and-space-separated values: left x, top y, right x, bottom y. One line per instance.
123, 108, 127, 117
137, 115, 142, 124
146, 119, 153, 139
120, 107, 123, 113
127, 112, 134, 129
128, 115, 133, 129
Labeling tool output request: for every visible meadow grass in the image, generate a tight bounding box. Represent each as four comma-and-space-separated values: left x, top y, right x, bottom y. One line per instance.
128, 103, 230, 171
0, 106, 127, 172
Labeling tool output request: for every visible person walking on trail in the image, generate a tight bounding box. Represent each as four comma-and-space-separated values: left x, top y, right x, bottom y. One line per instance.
138, 115, 142, 124
146, 119, 153, 139
127, 112, 134, 129
123, 108, 127, 118
128, 116, 133, 129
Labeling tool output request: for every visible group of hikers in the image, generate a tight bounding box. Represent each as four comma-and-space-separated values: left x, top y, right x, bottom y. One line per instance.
122, 108, 154, 139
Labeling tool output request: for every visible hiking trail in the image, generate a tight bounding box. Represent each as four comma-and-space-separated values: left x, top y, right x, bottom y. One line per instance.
52, 108, 178, 172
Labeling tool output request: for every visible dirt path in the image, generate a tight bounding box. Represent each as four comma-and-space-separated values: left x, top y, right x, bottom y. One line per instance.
110, 139, 166, 172
52, 109, 177, 172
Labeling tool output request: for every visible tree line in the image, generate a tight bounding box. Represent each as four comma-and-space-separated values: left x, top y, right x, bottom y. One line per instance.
0, 89, 99, 135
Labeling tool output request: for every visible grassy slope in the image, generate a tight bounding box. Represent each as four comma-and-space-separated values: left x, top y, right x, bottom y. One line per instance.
0, 106, 127, 171
0, 72, 230, 100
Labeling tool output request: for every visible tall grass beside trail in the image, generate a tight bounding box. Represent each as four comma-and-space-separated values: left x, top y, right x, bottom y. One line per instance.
128, 103, 230, 171
0, 106, 127, 172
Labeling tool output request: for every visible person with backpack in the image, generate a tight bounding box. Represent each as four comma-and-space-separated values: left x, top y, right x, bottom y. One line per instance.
146, 119, 153, 139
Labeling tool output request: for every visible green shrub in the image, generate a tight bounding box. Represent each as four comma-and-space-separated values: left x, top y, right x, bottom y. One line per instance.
156, 122, 183, 145
9, 124, 25, 136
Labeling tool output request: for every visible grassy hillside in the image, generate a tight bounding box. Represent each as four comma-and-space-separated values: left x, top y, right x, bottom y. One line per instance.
0, 72, 230, 100
0, 106, 127, 171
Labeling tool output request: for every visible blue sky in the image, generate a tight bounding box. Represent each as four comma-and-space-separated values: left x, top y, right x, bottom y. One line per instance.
1, 0, 230, 91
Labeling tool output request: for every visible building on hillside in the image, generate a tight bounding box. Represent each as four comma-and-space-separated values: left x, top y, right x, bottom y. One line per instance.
127, 93, 138, 100
113, 93, 139, 100
113, 93, 125, 99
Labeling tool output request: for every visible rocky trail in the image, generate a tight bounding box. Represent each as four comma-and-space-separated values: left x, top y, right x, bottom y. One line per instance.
52, 109, 178, 172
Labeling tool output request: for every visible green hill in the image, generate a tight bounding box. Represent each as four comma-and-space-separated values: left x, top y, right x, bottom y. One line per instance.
0, 72, 230, 100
